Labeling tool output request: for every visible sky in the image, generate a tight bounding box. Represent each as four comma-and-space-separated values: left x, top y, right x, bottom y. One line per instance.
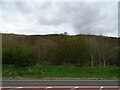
0, 0, 118, 37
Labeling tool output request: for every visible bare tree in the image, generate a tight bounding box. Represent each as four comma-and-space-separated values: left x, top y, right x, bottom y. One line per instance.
85, 36, 98, 68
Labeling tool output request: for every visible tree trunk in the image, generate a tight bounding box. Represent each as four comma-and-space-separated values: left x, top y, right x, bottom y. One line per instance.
91, 55, 94, 68
99, 60, 101, 68
37, 50, 40, 66
103, 58, 106, 67
99, 54, 101, 68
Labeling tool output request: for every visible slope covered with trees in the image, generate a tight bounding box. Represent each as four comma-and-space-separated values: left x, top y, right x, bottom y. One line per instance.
2, 33, 119, 68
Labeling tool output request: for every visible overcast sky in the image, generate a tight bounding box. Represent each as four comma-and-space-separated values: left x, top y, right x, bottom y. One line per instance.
0, 1, 118, 37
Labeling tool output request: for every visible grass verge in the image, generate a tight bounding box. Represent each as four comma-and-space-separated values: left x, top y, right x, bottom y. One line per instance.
2, 65, 119, 79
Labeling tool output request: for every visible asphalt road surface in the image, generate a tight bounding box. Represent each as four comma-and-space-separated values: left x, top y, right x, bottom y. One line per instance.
2, 79, 119, 87
1, 79, 120, 90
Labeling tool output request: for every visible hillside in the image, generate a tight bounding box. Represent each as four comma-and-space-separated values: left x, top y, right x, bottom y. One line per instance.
2, 33, 119, 67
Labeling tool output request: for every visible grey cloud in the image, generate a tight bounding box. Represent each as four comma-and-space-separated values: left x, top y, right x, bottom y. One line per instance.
34, 2, 117, 35
1, 2, 118, 37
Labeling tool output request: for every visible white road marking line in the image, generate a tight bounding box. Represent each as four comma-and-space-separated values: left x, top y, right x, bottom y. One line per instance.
17, 87, 23, 88
99, 86, 104, 90
46, 87, 52, 88
100, 86, 104, 88
74, 86, 79, 88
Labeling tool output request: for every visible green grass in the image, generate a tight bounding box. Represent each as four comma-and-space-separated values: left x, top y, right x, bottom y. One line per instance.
2, 65, 119, 79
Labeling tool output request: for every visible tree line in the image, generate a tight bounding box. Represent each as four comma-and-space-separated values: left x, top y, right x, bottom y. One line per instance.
2, 33, 119, 67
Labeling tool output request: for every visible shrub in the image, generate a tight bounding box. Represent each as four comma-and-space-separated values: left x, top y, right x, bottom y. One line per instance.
3, 48, 14, 64
3, 48, 35, 67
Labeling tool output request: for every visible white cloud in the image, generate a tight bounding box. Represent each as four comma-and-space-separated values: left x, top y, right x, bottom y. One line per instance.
1, 0, 119, 2
0, 2, 118, 37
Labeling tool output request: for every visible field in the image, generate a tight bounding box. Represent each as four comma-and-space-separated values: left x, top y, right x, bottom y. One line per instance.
2, 65, 119, 79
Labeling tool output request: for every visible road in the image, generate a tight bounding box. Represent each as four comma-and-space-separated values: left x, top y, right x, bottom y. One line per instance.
1, 78, 120, 90
2, 78, 119, 86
